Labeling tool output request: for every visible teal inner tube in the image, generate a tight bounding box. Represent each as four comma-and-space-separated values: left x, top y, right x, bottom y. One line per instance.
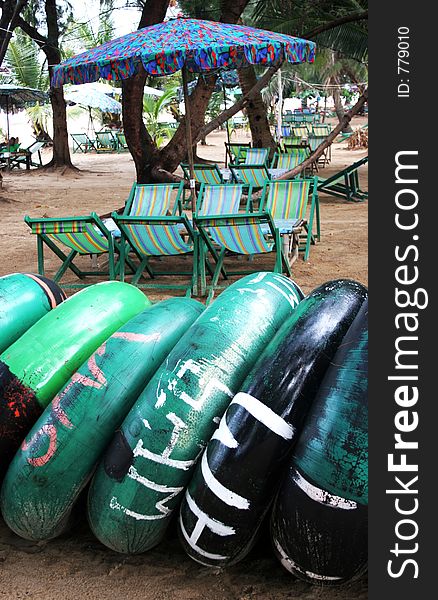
0, 298, 204, 541
0, 273, 66, 354
178, 280, 367, 567
87, 272, 303, 554
270, 300, 368, 584
0, 281, 149, 479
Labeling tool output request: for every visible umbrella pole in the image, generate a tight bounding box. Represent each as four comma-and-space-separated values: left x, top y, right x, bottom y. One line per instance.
6, 95, 10, 153
182, 65, 196, 214
223, 85, 231, 167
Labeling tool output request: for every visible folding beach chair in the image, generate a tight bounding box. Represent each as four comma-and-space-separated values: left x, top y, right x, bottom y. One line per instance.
317, 156, 368, 202
180, 163, 226, 208
95, 131, 117, 152
270, 152, 306, 171
112, 212, 199, 296
262, 177, 320, 261
291, 126, 309, 139
24, 213, 123, 288
312, 124, 331, 136
308, 134, 331, 166
242, 147, 269, 166
281, 136, 302, 148
9, 141, 46, 169
123, 182, 184, 216
195, 207, 291, 301
116, 132, 129, 152
71, 133, 95, 153
229, 164, 271, 194
224, 142, 251, 167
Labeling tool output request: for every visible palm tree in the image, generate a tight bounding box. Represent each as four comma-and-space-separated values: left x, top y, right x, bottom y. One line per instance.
143, 87, 179, 148
4, 29, 52, 140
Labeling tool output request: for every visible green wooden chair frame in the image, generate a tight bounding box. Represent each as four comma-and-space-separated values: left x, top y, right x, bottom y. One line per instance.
317, 156, 368, 202
71, 133, 96, 153
9, 141, 45, 169
24, 213, 130, 289
112, 212, 200, 296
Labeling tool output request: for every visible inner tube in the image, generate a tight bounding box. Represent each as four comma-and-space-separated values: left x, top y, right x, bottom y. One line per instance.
178, 280, 367, 567
0, 298, 204, 541
87, 272, 303, 554
0, 281, 149, 480
0, 273, 66, 354
271, 300, 368, 583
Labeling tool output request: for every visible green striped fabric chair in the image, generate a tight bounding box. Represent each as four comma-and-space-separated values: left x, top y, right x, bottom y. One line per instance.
112, 212, 199, 295
196, 183, 246, 216
271, 152, 305, 171
124, 182, 184, 216
262, 177, 320, 261
291, 126, 309, 139
281, 136, 302, 147
308, 134, 331, 165
224, 142, 251, 166
24, 213, 118, 288
180, 163, 225, 185
95, 131, 117, 153
243, 147, 269, 166
195, 207, 291, 301
229, 164, 271, 192
312, 124, 331, 136
116, 132, 129, 152
71, 133, 95, 153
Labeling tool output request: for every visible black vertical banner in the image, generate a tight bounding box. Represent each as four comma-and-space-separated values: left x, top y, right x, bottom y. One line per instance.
369, 1, 434, 598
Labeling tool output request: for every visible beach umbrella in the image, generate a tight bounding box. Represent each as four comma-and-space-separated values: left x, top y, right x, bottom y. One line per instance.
52, 17, 315, 206
64, 86, 122, 136
0, 84, 49, 149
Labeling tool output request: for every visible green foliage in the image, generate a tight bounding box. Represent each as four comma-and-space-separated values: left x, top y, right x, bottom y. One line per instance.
143, 86, 178, 147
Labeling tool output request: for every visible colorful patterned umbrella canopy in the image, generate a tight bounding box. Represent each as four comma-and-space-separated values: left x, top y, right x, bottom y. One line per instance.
51, 18, 315, 202
51, 18, 315, 86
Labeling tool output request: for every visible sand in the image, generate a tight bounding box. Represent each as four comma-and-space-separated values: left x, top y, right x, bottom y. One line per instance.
0, 122, 368, 599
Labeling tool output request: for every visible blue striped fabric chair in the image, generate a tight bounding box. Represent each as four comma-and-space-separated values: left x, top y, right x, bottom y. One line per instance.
261, 177, 320, 261
243, 147, 269, 166
271, 152, 305, 171
224, 142, 251, 166
112, 212, 199, 295
195, 184, 291, 300
180, 163, 225, 185
229, 164, 271, 192
24, 213, 119, 288
124, 182, 184, 216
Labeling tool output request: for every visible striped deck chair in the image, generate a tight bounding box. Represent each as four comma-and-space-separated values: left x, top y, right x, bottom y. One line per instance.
195, 210, 291, 301
271, 152, 305, 171
243, 147, 269, 166
124, 182, 184, 216
112, 213, 199, 296
312, 124, 331, 136
180, 163, 225, 209
71, 133, 95, 153
308, 134, 331, 165
95, 131, 117, 153
224, 142, 251, 167
116, 132, 129, 152
280, 125, 291, 138
281, 136, 302, 148
317, 156, 368, 202
229, 164, 271, 192
24, 213, 118, 288
291, 126, 309, 139
262, 177, 320, 261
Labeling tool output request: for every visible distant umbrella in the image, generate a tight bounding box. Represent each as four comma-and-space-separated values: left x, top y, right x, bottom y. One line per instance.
64, 87, 122, 113
0, 84, 49, 147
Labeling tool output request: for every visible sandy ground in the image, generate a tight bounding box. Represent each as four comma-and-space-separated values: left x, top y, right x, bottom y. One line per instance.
0, 122, 368, 599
